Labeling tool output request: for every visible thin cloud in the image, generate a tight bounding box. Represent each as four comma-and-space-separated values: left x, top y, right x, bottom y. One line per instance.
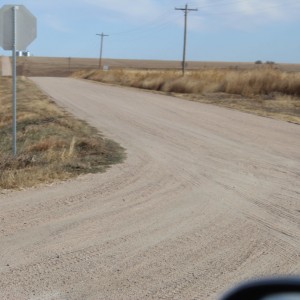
43, 15, 71, 33
11, 0, 300, 33
181, 0, 300, 30
234, 0, 288, 21
81, 0, 161, 21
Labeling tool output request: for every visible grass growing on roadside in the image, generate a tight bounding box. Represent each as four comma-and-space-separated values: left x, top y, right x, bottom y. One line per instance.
73, 67, 300, 97
0, 76, 125, 190
73, 68, 300, 124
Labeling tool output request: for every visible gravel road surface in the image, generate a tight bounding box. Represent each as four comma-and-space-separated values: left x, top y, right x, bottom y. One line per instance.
1, 77, 300, 299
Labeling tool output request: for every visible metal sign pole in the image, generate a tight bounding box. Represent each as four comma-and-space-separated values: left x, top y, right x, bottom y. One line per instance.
12, 5, 17, 156
0, 4, 37, 156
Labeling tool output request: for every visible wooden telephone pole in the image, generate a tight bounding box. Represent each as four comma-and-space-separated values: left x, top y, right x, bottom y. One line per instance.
96, 33, 109, 69
175, 4, 198, 76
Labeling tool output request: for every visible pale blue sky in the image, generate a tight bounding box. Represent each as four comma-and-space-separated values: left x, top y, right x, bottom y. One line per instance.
1, 0, 300, 63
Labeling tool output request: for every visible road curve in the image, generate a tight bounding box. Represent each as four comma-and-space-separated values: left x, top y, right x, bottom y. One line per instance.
1, 77, 300, 300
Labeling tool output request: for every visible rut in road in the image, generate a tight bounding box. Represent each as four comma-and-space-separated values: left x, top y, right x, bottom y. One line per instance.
0, 77, 299, 300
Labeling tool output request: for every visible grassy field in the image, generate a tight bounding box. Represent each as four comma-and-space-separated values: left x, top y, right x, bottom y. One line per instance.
73, 68, 300, 124
15, 56, 300, 77
0, 76, 125, 189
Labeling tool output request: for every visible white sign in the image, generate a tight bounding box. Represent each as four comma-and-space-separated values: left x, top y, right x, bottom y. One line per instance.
0, 5, 37, 50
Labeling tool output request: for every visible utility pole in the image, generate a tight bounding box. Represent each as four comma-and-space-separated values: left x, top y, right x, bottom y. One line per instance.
96, 33, 109, 69
175, 4, 198, 76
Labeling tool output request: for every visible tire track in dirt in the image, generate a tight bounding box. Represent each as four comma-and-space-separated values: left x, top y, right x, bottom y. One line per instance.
0, 77, 299, 299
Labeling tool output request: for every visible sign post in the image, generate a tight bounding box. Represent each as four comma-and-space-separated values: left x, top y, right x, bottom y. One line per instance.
12, 6, 17, 157
0, 5, 37, 156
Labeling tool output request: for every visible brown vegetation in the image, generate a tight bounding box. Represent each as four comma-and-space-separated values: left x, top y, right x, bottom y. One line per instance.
73, 68, 300, 124
73, 68, 300, 97
0, 76, 125, 189
15, 56, 300, 77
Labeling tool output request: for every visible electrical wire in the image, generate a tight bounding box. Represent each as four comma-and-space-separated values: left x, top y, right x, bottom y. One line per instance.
115, 15, 180, 43
200, 0, 300, 17
109, 8, 173, 36
186, 0, 299, 13
101, 0, 300, 45
187, 0, 251, 10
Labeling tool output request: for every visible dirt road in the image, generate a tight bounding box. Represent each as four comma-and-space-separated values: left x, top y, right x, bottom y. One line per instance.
1, 78, 300, 300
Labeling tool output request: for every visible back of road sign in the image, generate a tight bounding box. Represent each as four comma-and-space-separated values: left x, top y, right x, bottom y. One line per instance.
0, 5, 37, 51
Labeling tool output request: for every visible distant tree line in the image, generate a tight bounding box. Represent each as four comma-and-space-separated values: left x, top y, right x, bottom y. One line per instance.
255, 60, 275, 65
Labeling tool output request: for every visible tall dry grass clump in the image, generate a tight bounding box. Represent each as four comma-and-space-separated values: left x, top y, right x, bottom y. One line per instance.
73, 66, 300, 124
73, 67, 300, 98
0, 77, 125, 189
218, 68, 300, 97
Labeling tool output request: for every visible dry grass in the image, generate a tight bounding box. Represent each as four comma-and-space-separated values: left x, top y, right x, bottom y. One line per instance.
15, 56, 300, 77
74, 68, 300, 97
73, 68, 300, 124
0, 76, 125, 190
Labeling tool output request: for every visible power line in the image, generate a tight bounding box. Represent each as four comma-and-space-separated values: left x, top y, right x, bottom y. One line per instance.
110, 12, 179, 38
201, 2, 300, 17
108, 0, 299, 41
187, 0, 247, 10
175, 4, 198, 75
115, 15, 180, 43
189, 0, 300, 15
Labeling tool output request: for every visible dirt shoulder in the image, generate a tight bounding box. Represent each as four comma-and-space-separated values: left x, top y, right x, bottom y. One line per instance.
0, 76, 125, 189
